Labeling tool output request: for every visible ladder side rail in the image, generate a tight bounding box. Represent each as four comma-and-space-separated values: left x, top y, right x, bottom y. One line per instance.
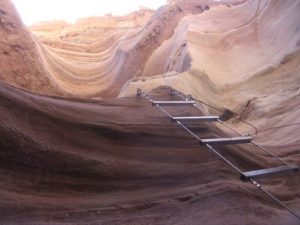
137, 89, 173, 118
138, 88, 300, 220
175, 120, 202, 141
250, 140, 290, 166
250, 179, 300, 220
138, 89, 244, 174
218, 119, 289, 166
171, 89, 207, 115
206, 144, 244, 174
172, 89, 290, 166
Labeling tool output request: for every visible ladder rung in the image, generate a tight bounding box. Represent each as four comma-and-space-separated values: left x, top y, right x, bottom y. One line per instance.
200, 137, 252, 145
172, 116, 219, 122
152, 101, 195, 106
240, 165, 299, 181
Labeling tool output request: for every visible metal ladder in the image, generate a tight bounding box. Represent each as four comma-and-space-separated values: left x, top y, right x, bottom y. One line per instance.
137, 88, 300, 219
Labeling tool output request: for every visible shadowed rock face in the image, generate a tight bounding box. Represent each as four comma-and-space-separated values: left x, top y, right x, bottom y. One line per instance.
0, 0, 300, 224
1, 83, 299, 225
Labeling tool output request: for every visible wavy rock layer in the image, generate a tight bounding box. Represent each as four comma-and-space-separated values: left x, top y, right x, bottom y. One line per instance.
26, 0, 243, 98
0, 83, 299, 224
0, 0, 65, 96
0, 0, 300, 224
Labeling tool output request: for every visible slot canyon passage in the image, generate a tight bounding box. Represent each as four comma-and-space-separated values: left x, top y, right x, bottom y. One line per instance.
0, 0, 300, 224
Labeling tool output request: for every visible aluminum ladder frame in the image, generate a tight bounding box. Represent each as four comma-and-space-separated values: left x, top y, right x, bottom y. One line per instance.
137, 88, 299, 220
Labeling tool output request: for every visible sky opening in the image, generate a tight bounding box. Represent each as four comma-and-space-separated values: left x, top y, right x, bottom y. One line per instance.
11, 0, 167, 25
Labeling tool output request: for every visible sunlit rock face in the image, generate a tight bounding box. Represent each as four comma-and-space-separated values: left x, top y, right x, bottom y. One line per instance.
0, 0, 244, 98
2, 0, 299, 100
0, 0, 65, 96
